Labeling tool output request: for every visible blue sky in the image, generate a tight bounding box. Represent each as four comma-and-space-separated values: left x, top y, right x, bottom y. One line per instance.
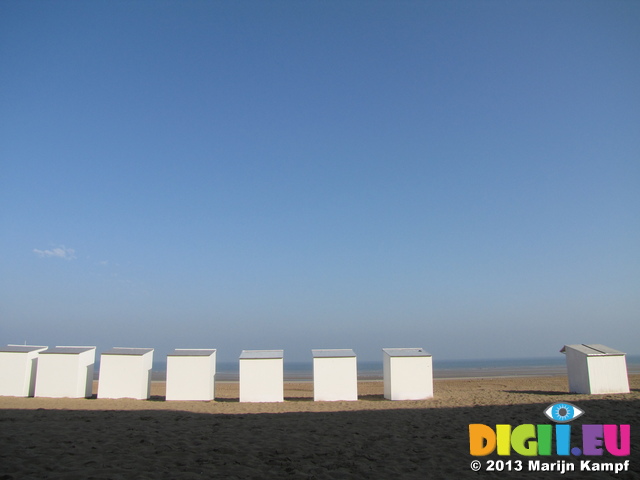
1, 1, 638, 363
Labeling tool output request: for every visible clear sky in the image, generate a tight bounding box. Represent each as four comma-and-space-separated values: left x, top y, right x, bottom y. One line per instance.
1, 1, 638, 363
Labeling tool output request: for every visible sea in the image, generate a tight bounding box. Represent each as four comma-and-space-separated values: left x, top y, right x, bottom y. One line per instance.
134, 355, 640, 382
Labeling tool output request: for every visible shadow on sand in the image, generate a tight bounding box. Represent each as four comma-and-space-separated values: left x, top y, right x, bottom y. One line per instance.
1, 396, 638, 479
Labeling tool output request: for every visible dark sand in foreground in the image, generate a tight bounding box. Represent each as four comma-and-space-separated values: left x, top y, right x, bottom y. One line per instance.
1, 375, 638, 479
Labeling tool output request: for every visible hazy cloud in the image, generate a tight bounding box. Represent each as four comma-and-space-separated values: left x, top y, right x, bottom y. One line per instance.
33, 246, 77, 260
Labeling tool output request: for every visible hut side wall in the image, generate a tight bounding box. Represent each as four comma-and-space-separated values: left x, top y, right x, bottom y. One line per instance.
383, 352, 392, 400
564, 348, 591, 394
81, 351, 95, 398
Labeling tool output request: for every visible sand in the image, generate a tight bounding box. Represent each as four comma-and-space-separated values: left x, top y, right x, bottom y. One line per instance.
1, 375, 638, 479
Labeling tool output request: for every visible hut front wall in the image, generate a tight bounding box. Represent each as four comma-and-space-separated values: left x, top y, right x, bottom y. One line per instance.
98, 353, 153, 400
586, 355, 630, 394
313, 356, 357, 401
0, 352, 36, 397
239, 358, 283, 403
384, 355, 433, 401
166, 354, 216, 401
35, 352, 94, 399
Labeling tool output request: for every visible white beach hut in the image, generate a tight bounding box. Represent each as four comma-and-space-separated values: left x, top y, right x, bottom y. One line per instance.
312, 349, 358, 401
560, 344, 630, 394
34, 346, 96, 398
166, 349, 217, 401
383, 348, 433, 400
97, 347, 154, 400
0, 345, 48, 397
239, 350, 284, 403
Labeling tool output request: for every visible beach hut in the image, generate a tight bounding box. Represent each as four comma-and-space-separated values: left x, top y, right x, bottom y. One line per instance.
97, 347, 154, 400
560, 344, 630, 394
383, 348, 433, 400
166, 349, 217, 401
34, 346, 96, 398
239, 350, 284, 403
0, 345, 48, 397
312, 349, 358, 401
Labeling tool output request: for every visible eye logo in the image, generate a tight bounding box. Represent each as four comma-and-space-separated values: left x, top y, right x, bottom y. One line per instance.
544, 402, 584, 423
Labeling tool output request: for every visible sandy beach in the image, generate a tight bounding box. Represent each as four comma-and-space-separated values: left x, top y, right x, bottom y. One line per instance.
1, 374, 638, 479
